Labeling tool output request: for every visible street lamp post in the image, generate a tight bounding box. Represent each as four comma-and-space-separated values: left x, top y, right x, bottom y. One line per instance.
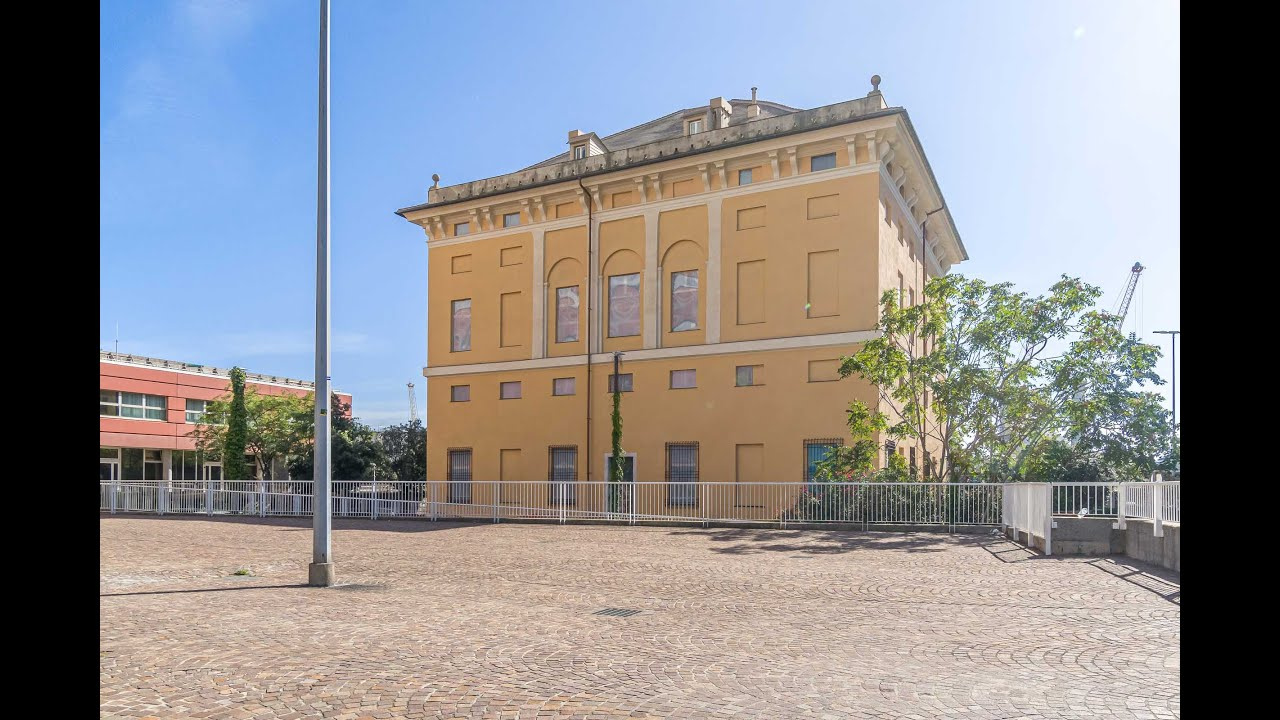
309, 0, 335, 587
1153, 330, 1179, 429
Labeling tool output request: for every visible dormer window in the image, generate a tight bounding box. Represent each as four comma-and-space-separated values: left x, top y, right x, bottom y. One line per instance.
573, 145, 587, 160
687, 118, 703, 135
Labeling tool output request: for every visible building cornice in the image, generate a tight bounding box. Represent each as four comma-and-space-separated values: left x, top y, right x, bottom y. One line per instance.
397, 97, 897, 216
99, 350, 347, 395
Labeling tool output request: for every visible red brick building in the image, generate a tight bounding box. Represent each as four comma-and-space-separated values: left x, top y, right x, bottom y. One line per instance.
99, 350, 352, 484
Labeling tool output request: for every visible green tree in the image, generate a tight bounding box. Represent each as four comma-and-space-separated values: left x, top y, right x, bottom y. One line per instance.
194, 387, 311, 482
609, 362, 625, 512
287, 394, 384, 480
379, 419, 426, 482
830, 274, 1171, 483
223, 367, 249, 480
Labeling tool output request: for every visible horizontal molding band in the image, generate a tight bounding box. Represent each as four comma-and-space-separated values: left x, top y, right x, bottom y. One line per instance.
422, 330, 878, 378
425, 162, 881, 249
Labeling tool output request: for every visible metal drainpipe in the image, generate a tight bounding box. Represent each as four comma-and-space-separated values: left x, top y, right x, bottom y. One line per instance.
579, 176, 593, 486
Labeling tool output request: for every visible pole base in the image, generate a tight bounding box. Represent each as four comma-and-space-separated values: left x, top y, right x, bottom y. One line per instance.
308, 562, 336, 587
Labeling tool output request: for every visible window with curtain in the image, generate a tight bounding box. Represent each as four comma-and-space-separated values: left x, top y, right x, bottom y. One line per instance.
552, 378, 575, 396
608, 273, 640, 337
450, 385, 470, 402
666, 443, 698, 506
670, 369, 696, 389
670, 270, 698, 332
185, 399, 206, 423
101, 391, 165, 420
549, 446, 577, 505
499, 381, 522, 399
556, 286, 579, 342
451, 299, 471, 351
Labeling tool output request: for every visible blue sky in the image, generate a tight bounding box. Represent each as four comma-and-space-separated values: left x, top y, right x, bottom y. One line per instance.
100, 0, 1180, 428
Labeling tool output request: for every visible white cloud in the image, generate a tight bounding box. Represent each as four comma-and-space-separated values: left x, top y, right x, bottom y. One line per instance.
1073, 26, 1086, 40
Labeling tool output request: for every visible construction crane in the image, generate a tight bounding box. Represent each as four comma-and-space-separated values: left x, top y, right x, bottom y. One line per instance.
407, 382, 418, 425
1115, 262, 1144, 331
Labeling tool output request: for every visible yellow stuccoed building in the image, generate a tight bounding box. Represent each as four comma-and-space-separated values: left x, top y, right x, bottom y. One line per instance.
396, 79, 967, 520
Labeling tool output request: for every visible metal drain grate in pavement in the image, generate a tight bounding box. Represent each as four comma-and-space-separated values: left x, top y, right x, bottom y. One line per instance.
593, 607, 642, 617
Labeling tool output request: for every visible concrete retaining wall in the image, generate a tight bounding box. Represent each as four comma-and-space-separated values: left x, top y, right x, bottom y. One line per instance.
1047, 517, 1179, 572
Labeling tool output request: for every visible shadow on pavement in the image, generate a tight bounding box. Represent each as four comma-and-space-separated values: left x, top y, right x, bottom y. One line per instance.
667, 527, 996, 555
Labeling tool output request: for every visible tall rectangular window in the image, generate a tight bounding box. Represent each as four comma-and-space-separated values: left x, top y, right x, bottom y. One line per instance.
552, 377, 576, 396
500, 381, 522, 399
924, 451, 933, 479
608, 373, 633, 393
910, 447, 918, 475
608, 273, 641, 337
804, 439, 842, 484
185, 399, 206, 423
549, 446, 577, 506
738, 168, 753, 185
687, 118, 703, 134
810, 152, 837, 171
666, 443, 699, 507
448, 449, 472, 504
898, 272, 905, 308
502, 212, 521, 228
450, 385, 470, 402
454, 222, 470, 237
451, 299, 471, 352
573, 145, 587, 159
556, 286, 579, 342
670, 270, 698, 332
670, 369, 696, 389
885, 440, 897, 467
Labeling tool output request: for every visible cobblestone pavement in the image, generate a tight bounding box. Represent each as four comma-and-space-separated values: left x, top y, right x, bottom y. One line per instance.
100, 516, 1180, 719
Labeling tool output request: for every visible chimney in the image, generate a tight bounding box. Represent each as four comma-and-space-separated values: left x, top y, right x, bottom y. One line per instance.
709, 97, 732, 129
746, 87, 760, 119
567, 129, 583, 141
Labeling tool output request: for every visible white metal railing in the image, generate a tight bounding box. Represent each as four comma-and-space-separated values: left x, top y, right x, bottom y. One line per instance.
1116, 480, 1180, 536
99, 480, 1003, 528
98, 479, 1178, 545
1003, 482, 1053, 555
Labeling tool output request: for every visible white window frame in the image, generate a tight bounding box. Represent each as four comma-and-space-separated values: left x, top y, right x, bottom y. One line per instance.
573, 145, 587, 160
101, 390, 166, 421
185, 398, 207, 423
686, 118, 704, 135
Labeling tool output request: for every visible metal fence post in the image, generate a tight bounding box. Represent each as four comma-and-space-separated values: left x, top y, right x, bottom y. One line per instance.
1042, 484, 1053, 556
111, 480, 118, 515
494, 481, 500, 523
372, 481, 379, 521
206, 479, 213, 516
430, 481, 437, 521
259, 479, 266, 517
560, 481, 566, 525
1153, 481, 1164, 538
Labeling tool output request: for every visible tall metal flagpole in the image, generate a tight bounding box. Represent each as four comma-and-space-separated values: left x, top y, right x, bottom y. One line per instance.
309, 0, 335, 587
